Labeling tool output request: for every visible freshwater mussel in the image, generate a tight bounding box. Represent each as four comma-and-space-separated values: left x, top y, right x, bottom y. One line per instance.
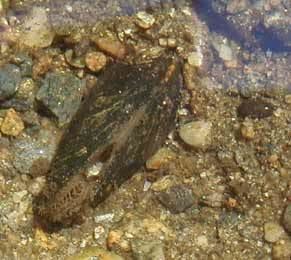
33, 55, 182, 229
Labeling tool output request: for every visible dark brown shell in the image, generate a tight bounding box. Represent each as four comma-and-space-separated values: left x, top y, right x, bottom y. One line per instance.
33, 56, 182, 229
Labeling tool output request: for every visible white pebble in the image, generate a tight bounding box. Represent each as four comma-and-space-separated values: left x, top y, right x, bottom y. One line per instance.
264, 222, 285, 243
179, 120, 212, 149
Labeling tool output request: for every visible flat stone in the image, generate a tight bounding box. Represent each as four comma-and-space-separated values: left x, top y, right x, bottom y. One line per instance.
36, 72, 85, 126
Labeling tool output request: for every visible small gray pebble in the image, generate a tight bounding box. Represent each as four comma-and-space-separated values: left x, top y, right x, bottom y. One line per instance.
157, 185, 195, 214
0, 64, 21, 101
36, 72, 85, 126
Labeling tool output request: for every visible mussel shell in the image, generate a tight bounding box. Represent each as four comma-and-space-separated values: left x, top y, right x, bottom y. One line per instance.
33, 56, 182, 229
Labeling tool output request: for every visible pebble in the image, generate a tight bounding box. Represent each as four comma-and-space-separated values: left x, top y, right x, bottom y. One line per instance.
237, 99, 274, 119
282, 204, 291, 234
21, 7, 55, 48
94, 37, 127, 60
107, 230, 130, 252
145, 147, 175, 170
179, 120, 212, 149
157, 185, 195, 214
65, 246, 124, 260
94, 213, 115, 224
131, 239, 165, 260
11, 78, 38, 110
64, 49, 85, 69
12, 130, 56, 175
264, 222, 285, 243
240, 121, 255, 140
0, 108, 24, 136
85, 51, 107, 72
135, 11, 155, 29
158, 38, 168, 47
36, 72, 85, 126
218, 43, 233, 61
0, 64, 21, 101
196, 235, 209, 249
11, 53, 33, 77
167, 38, 177, 48
187, 51, 203, 68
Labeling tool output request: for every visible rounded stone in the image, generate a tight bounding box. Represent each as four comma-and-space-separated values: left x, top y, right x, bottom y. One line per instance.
85, 51, 107, 72
179, 120, 212, 149
94, 37, 127, 60
21, 7, 55, 48
264, 222, 285, 243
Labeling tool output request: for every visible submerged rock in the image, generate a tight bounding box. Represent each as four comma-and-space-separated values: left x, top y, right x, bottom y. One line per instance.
0, 64, 21, 101
179, 120, 212, 149
36, 72, 85, 127
33, 56, 181, 229
20, 7, 55, 48
157, 184, 195, 214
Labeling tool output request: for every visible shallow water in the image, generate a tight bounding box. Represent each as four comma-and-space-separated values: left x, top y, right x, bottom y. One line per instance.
0, 1, 290, 259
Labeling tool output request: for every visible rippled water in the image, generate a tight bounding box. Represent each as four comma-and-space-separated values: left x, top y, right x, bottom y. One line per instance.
194, 0, 291, 53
